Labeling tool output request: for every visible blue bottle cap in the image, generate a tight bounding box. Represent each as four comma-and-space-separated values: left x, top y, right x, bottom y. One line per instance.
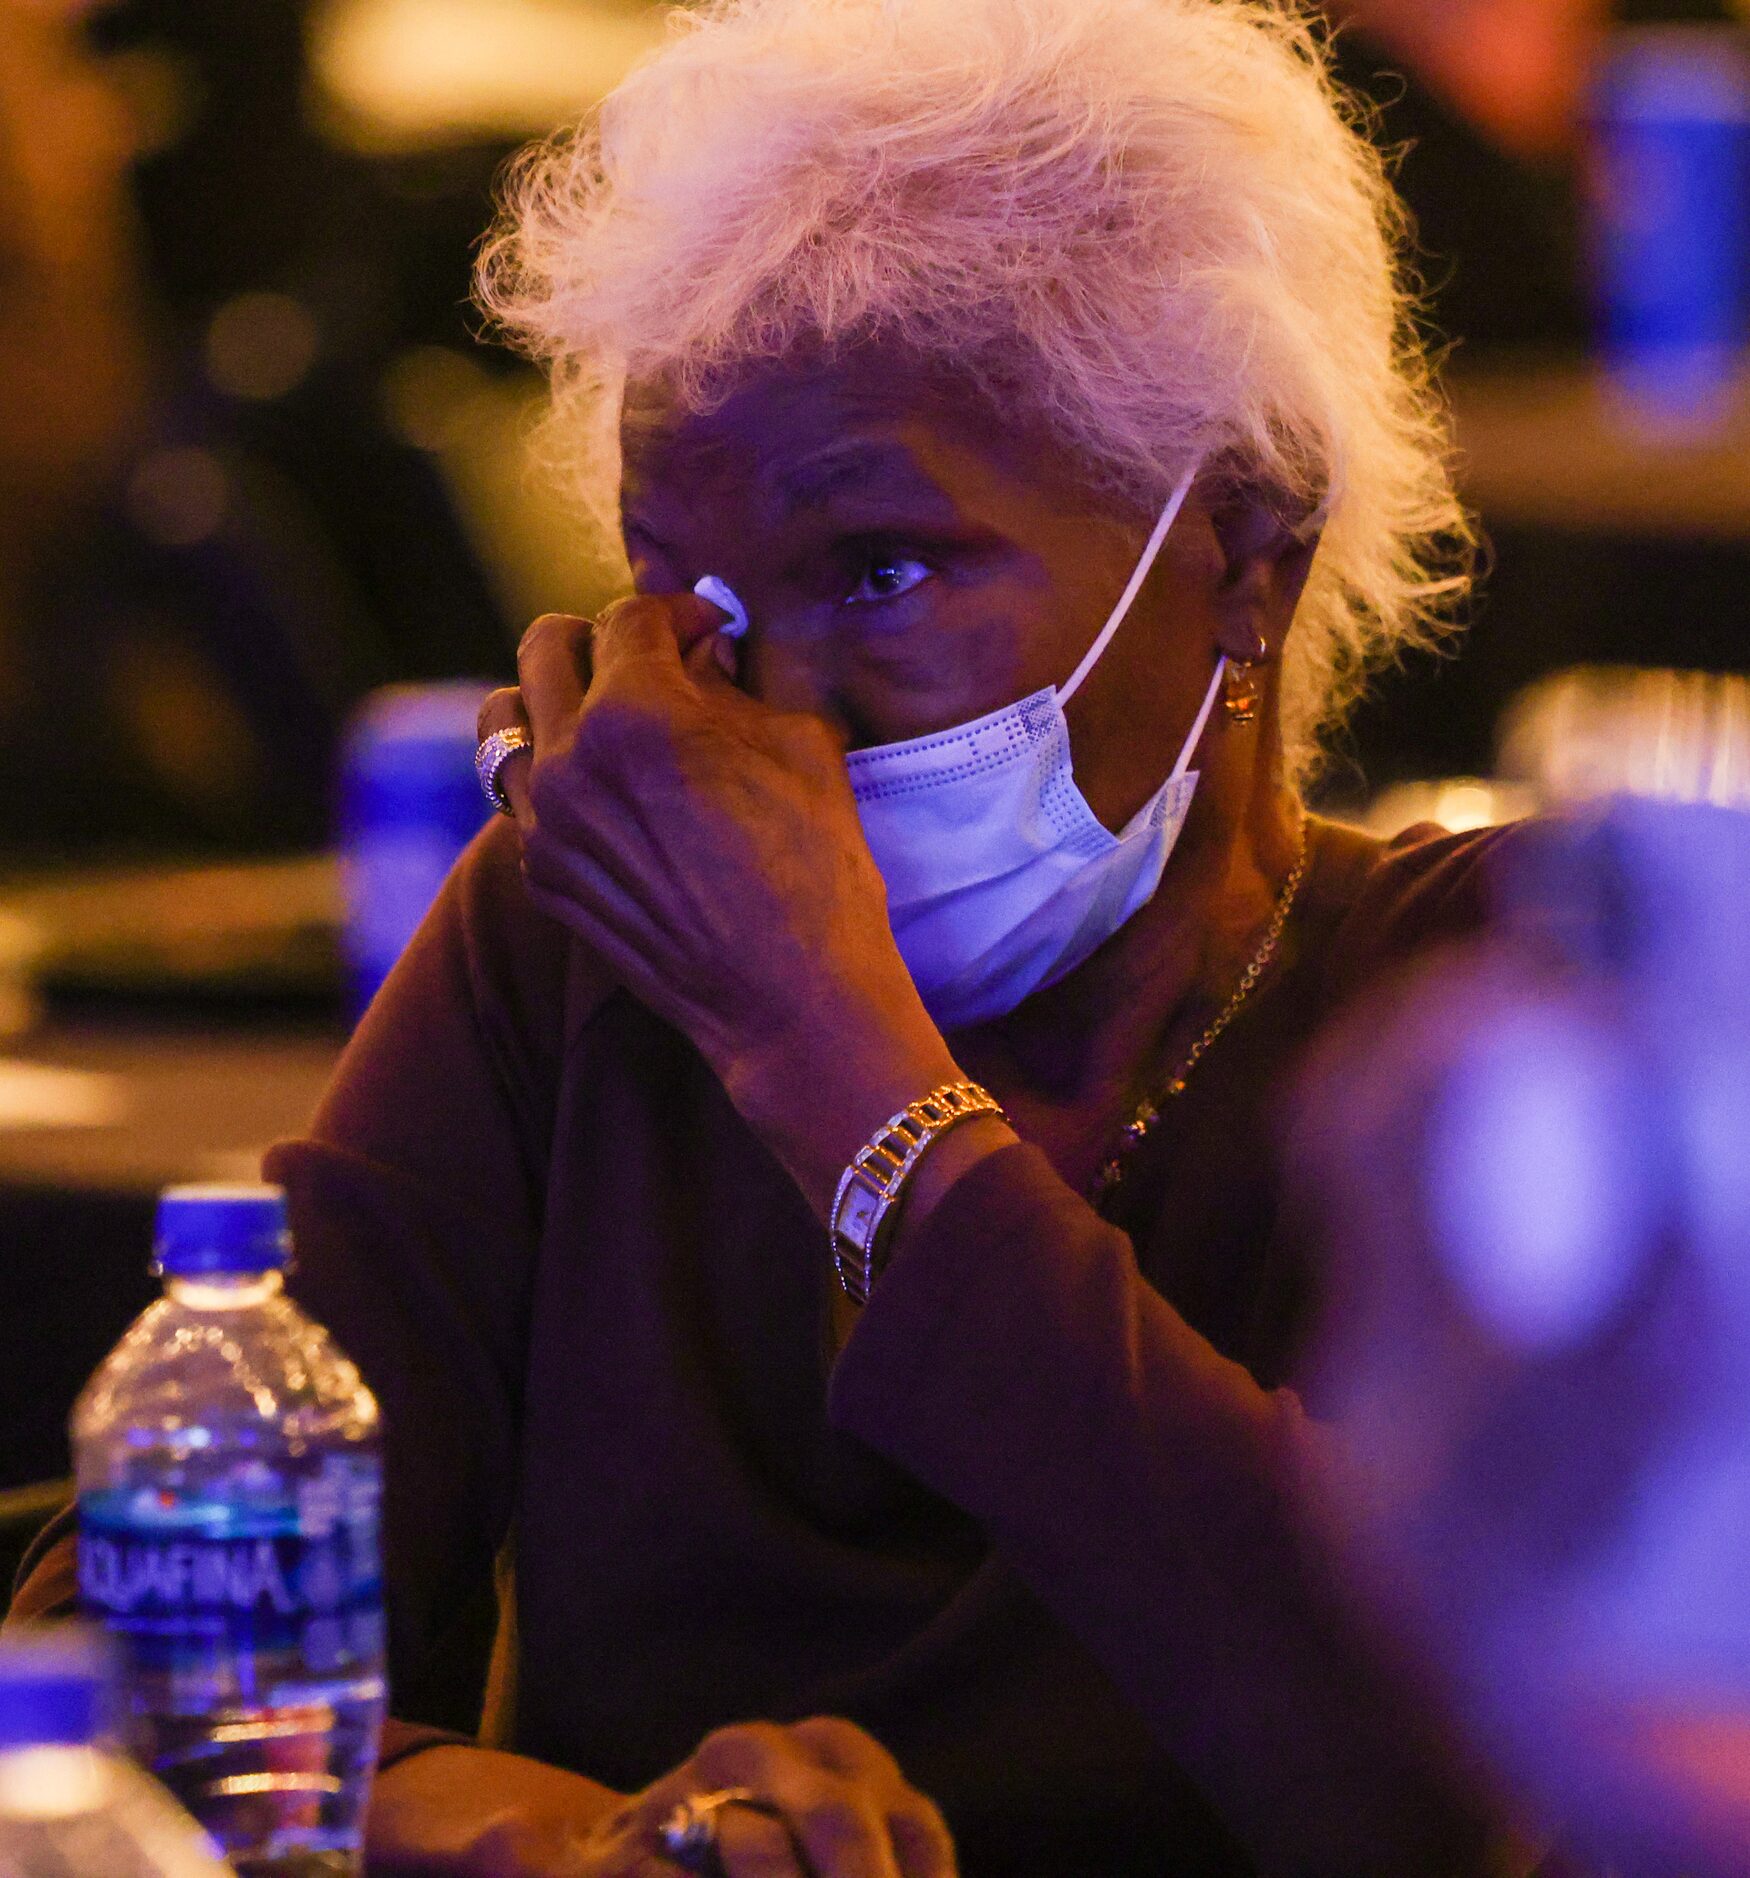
0, 1628, 116, 1750
154, 1183, 291, 1277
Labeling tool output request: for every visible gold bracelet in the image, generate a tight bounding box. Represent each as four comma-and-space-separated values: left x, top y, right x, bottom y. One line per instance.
829, 1081, 1007, 1305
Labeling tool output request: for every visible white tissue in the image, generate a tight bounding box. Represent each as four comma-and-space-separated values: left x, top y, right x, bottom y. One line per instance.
693, 576, 749, 640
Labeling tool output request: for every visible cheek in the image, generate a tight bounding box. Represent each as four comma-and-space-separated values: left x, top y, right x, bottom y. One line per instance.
835, 595, 1055, 745
627, 545, 681, 594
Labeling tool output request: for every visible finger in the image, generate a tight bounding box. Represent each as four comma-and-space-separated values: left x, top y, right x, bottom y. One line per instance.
518, 851, 669, 994
690, 585, 747, 687
788, 1721, 949, 1878
584, 1769, 748, 1878
788, 1719, 898, 1785
716, 1804, 808, 1878
519, 776, 698, 946
889, 1803, 958, 1878
476, 686, 527, 745
590, 592, 725, 692
476, 685, 534, 827
692, 1729, 900, 1878
684, 620, 742, 692
784, 1790, 902, 1878
516, 612, 590, 748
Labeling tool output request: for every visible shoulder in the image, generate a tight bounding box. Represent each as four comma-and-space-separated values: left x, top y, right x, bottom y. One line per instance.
410, 815, 617, 1067
1302, 814, 1540, 1003
304, 818, 616, 1162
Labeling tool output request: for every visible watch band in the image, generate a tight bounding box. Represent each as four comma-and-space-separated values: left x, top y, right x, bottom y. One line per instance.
829, 1081, 1007, 1305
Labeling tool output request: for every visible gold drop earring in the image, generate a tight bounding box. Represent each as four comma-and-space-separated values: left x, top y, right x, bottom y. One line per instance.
1222, 635, 1267, 726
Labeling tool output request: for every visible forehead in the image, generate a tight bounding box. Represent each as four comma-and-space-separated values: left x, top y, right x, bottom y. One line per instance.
619, 348, 1088, 524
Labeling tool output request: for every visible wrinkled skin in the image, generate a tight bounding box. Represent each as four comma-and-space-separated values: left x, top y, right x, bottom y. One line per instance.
374, 343, 1316, 1875
371, 1719, 953, 1878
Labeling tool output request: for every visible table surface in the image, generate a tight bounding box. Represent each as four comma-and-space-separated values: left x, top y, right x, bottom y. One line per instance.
1449, 361, 1750, 540
0, 1022, 342, 1195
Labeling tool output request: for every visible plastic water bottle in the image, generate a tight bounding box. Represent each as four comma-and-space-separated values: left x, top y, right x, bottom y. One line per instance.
1586, 25, 1750, 435
339, 681, 494, 1017
71, 1186, 384, 1878
0, 1626, 236, 1877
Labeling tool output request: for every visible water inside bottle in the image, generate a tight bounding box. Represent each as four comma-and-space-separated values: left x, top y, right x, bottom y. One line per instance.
82, 1469, 384, 1878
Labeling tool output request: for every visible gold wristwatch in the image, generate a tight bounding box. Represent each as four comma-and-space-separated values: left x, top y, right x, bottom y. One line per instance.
829, 1081, 1007, 1305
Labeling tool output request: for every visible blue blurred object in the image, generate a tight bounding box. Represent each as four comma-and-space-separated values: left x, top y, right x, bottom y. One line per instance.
1311, 791, 1750, 1875
0, 1628, 118, 1752
1442, 797, 1750, 1352
339, 682, 495, 1017
1587, 26, 1750, 434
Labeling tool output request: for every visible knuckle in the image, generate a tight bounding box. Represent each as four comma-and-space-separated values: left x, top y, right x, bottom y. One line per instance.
589, 594, 662, 660
793, 1715, 889, 1775
795, 1792, 877, 1860
719, 1811, 800, 1878
892, 1801, 958, 1875
693, 1720, 782, 1784
592, 594, 642, 634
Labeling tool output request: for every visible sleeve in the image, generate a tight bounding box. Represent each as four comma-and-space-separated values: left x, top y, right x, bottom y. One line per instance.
259, 819, 593, 1755
827, 1141, 1506, 1878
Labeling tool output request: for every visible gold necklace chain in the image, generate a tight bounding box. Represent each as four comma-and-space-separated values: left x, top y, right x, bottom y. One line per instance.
1091, 807, 1310, 1205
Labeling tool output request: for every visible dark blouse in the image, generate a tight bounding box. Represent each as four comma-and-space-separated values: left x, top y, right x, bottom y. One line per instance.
14, 813, 1521, 1876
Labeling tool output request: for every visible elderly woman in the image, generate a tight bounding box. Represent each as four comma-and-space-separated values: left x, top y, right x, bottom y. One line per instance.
15, 0, 1524, 1871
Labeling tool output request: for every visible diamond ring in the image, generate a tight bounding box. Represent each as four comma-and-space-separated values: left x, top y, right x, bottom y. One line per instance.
656, 1786, 761, 1871
475, 726, 532, 816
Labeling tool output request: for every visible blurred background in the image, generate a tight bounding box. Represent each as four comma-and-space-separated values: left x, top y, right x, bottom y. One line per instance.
0, 0, 1747, 1563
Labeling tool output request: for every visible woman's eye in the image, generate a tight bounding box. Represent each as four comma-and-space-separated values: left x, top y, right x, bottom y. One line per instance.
846, 554, 931, 606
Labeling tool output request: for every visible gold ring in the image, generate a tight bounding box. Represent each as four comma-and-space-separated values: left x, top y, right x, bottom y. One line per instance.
475, 726, 532, 816
656, 1786, 761, 1870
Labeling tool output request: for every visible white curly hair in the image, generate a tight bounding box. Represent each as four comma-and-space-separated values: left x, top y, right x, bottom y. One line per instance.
477, 0, 1472, 780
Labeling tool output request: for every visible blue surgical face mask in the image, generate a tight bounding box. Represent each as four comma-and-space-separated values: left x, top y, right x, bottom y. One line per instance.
696, 461, 1227, 1030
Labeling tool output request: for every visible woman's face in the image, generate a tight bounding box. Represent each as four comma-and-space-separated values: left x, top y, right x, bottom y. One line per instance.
620, 347, 1298, 834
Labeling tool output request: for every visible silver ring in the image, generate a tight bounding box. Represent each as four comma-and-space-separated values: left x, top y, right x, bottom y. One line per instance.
475, 726, 532, 816
657, 1786, 758, 1871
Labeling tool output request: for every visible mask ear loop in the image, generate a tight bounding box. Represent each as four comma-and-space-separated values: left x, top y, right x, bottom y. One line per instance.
1170, 654, 1230, 783
1056, 460, 1201, 709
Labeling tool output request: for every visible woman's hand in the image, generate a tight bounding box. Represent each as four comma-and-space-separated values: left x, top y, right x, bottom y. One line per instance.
367, 1743, 622, 1875
478, 598, 966, 1215
367, 1723, 956, 1877
585, 1717, 956, 1878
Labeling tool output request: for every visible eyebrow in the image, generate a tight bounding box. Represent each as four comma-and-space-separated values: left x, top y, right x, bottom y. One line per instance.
766, 442, 945, 519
